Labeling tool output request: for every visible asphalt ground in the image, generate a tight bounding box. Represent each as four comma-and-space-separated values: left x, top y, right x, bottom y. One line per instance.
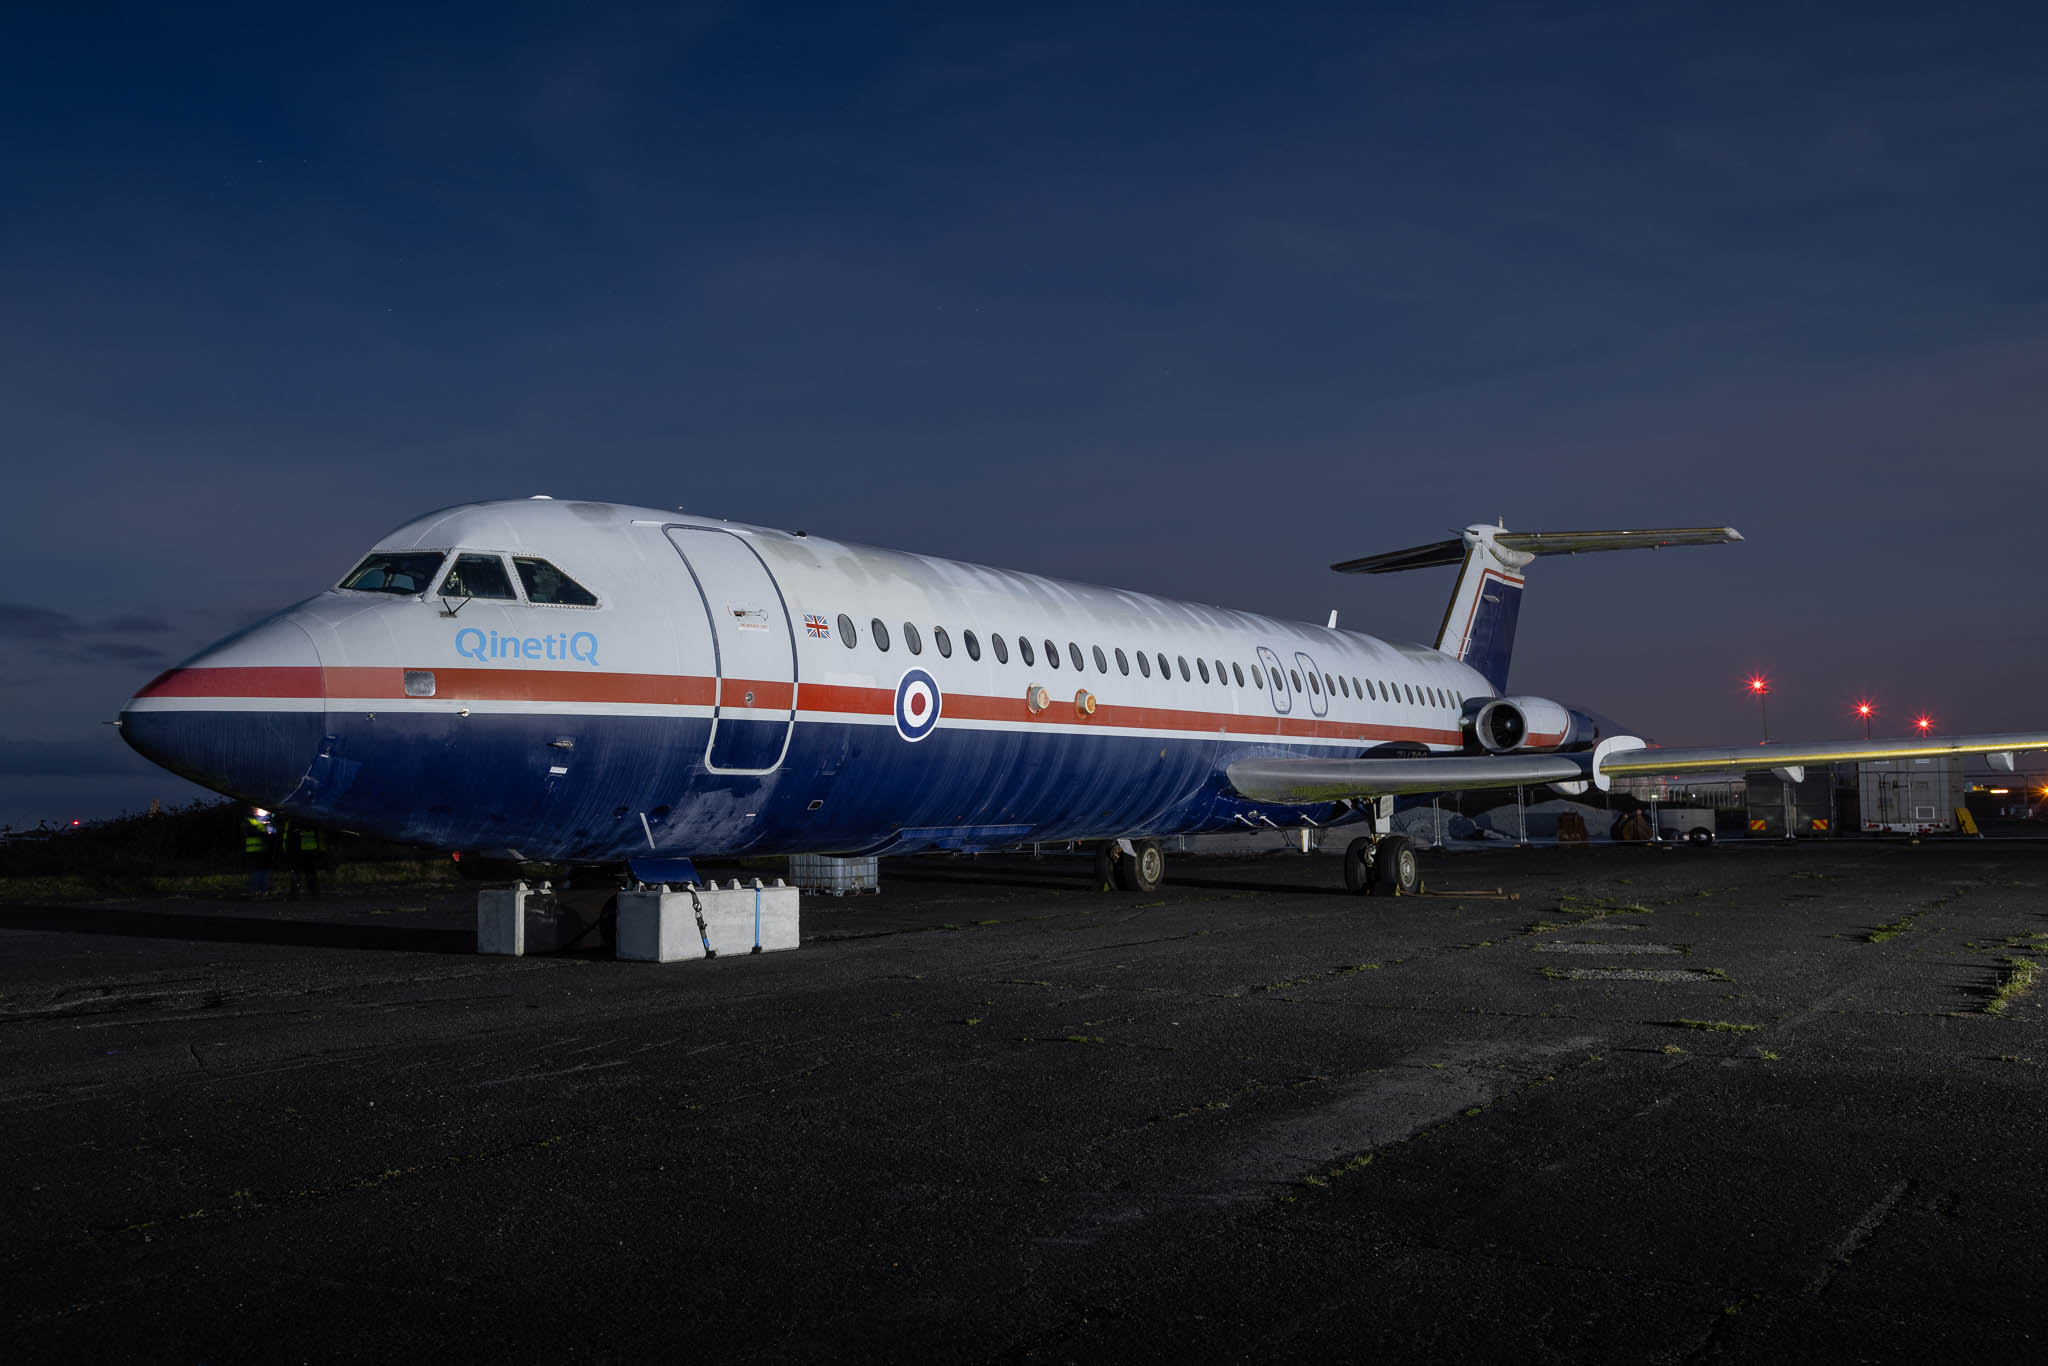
3, 840, 2046, 1363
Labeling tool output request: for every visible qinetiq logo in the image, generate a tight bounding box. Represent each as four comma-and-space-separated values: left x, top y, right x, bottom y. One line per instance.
455, 627, 599, 667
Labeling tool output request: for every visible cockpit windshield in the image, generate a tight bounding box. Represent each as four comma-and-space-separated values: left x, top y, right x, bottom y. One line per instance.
514, 557, 599, 606
339, 551, 446, 595
439, 553, 518, 601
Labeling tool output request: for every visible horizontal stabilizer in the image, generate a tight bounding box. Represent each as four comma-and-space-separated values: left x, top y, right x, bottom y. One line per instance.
1332, 526, 1742, 575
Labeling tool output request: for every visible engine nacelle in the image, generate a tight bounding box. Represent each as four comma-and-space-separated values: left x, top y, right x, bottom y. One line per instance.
1466, 695, 1575, 753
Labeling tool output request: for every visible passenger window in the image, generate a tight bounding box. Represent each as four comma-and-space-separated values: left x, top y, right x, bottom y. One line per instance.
1137, 651, 1151, 678
341, 550, 446, 595
1045, 639, 1060, 669
1354, 677, 1363, 699
1156, 652, 1170, 680
1197, 658, 1210, 684
837, 613, 857, 648
1339, 676, 1349, 698
964, 630, 980, 662
1115, 647, 1129, 676
1251, 665, 1263, 688
992, 633, 1008, 664
1232, 662, 1245, 687
904, 623, 922, 655
871, 619, 890, 652
1093, 645, 1108, 673
1019, 637, 1035, 666
1289, 669, 1302, 691
1405, 684, 1415, 704
1308, 672, 1319, 694
1325, 673, 1335, 696
933, 626, 952, 658
440, 553, 517, 601
1177, 656, 1191, 682
1069, 642, 1084, 671
512, 557, 598, 606
1214, 659, 1226, 684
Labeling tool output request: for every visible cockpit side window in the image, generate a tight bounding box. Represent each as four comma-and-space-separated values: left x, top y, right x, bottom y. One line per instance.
439, 553, 517, 601
340, 551, 446, 595
513, 557, 599, 607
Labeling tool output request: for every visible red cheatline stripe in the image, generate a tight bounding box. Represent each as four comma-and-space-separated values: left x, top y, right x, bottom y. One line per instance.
136, 667, 326, 698
132, 667, 1463, 744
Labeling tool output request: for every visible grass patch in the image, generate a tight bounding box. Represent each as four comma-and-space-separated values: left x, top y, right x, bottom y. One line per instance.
1666, 1018, 1759, 1033
1660, 1044, 1685, 1055
1866, 917, 1914, 943
1559, 895, 1652, 917
1986, 958, 2040, 1017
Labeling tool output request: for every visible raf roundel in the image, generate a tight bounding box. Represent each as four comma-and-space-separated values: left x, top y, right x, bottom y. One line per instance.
893, 668, 942, 743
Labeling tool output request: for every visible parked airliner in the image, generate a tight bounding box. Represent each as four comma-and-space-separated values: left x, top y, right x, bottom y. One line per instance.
118, 499, 2048, 895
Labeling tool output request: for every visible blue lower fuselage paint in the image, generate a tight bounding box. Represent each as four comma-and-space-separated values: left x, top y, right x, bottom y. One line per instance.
122, 706, 1360, 861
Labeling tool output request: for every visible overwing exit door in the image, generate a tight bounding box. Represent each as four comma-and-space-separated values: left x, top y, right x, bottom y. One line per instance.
666, 528, 797, 773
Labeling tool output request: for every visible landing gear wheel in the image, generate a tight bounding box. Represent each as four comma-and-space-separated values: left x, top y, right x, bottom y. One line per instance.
1372, 835, 1421, 896
1093, 842, 1119, 891
1686, 827, 1714, 846
1342, 837, 1374, 895
1117, 839, 1165, 892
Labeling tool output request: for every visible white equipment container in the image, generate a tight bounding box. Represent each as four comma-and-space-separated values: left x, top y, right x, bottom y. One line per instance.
787, 854, 879, 896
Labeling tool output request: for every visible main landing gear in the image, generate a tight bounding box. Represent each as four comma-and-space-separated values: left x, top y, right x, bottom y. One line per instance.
1095, 838, 1166, 892
1341, 834, 1421, 896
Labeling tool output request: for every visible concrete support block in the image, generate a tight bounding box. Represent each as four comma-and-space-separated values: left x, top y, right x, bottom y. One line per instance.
477, 881, 569, 956
614, 888, 707, 963
616, 882, 800, 961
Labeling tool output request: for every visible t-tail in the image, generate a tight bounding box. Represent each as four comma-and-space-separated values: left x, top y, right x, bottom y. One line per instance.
1332, 523, 1743, 693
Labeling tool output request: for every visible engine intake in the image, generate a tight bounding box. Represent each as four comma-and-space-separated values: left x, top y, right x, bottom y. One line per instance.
1467, 696, 1574, 753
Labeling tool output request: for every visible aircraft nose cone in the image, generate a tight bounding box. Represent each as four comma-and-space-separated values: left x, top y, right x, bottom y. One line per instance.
120, 617, 326, 807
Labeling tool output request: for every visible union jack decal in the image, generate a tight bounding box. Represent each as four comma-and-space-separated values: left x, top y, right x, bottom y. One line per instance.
804, 614, 830, 638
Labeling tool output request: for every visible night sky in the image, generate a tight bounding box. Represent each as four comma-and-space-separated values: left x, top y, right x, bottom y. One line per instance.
5, 2, 2045, 830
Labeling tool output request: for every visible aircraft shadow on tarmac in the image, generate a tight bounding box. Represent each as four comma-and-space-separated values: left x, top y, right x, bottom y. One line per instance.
880, 856, 1348, 897
0, 903, 477, 954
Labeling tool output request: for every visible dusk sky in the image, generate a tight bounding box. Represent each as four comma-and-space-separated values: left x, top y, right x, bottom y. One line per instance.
5, 2, 2045, 830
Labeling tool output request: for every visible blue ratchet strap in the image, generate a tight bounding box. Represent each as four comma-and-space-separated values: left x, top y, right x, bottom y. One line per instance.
751, 885, 762, 954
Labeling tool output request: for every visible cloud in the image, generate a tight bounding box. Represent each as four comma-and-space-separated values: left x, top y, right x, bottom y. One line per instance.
0, 735, 141, 776
66, 640, 166, 665
0, 602, 84, 641
3, 601, 170, 666
97, 613, 176, 634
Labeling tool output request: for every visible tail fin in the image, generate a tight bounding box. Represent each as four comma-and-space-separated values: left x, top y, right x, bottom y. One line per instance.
1331, 524, 1742, 693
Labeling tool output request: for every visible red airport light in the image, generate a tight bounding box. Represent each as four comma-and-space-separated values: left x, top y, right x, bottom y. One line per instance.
1854, 701, 1873, 718
1746, 675, 1771, 743
1914, 715, 1933, 734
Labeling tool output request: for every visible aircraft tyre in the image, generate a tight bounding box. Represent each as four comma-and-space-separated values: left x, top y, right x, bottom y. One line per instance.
1093, 842, 1119, 892
1118, 839, 1165, 892
1372, 835, 1421, 896
1342, 837, 1374, 894
1686, 827, 1714, 846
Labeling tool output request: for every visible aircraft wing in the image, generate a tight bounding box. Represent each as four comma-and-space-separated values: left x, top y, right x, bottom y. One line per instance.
1227, 753, 1595, 803
1227, 732, 2048, 805
1596, 733, 2048, 777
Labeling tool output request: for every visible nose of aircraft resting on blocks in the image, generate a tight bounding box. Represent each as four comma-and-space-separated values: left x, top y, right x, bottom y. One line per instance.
119, 615, 328, 809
